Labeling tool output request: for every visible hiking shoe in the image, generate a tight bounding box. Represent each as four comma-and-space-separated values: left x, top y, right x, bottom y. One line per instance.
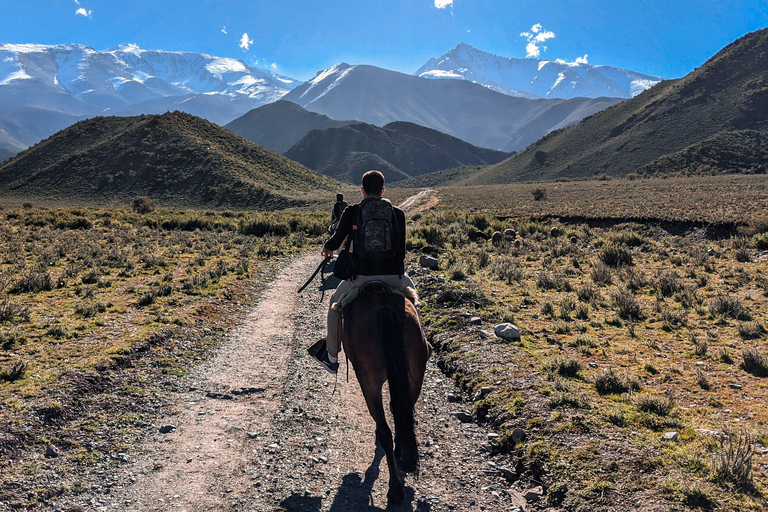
309, 339, 339, 374
317, 351, 339, 374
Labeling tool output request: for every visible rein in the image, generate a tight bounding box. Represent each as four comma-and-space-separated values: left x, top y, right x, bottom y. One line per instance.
297, 256, 331, 295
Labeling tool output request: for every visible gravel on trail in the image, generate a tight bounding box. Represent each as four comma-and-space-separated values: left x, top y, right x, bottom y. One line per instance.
76, 250, 528, 512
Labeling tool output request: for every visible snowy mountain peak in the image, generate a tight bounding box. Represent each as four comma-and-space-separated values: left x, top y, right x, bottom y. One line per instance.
0, 43, 299, 107
416, 43, 663, 99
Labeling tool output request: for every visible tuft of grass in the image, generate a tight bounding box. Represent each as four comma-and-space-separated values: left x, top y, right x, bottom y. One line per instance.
543, 355, 582, 378
0, 361, 28, 382
710, 428, 754, 488
740, 348, 768, 377
611, 286, 642, 319
598, 243, 633, 267
707, 294, 748, 320
594, 369, 640, 395
634, 394, 674, 416
737, 321, 764, 340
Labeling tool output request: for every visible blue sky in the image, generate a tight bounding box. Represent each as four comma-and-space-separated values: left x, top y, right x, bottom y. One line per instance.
2, 1, 767, 81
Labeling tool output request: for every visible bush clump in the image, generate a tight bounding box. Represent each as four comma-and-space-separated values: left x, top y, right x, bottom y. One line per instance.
740, 348, 768, 377
710, 428, 754, 487
543, 355, 581, 378
611, 286, 642, 319
132, 196, 155, 214
594, 369, 641, 395
598, 243, 633, 267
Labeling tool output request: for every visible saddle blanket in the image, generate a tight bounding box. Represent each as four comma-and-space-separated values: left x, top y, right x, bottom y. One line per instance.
331, 285, 420, 311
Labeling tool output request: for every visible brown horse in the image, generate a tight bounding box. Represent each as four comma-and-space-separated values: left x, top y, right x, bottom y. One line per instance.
341, 286, 431, 506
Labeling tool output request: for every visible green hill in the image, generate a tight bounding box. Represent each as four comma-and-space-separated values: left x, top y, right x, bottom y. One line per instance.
446, 28, 768, 185
640, 130, 768, 177
0, 111, 341, 208
284, 121, 512, 184
224, 100, 359, 153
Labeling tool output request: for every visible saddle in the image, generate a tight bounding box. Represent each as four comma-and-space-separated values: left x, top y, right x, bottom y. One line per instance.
331, 281, 420, 312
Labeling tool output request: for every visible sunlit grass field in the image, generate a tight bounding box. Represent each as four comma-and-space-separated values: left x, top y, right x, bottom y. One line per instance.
2, 174, 768, 510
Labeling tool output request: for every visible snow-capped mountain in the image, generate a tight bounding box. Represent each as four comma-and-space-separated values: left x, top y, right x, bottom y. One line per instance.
0, 43, 298, 152
283, 63, 622, 151
415, 43, 663, 99
0, 43, 297, 108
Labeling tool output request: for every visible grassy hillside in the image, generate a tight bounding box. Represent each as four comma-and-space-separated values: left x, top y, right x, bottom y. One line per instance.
451, 28, 768, 185
224, 100, 358, 153
0, 111, 343, 209
639, 130, 768, 177
284, 121, 511, 184
409, 205, 768, 511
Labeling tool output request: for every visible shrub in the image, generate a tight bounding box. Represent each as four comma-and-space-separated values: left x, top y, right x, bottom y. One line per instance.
532, 187, 547, 201
132, 196, 155, 214
634, 394, 674, 416
492, 257, 522, 283
0, 361, 27, 382
11, 271, 53, 293
594, 369, 640, 395
656, 270, 682, 297
737, 321, 764, 340
611, 286, 642, 319
0, 298, 29, 323
543, 355, 581, 378
559, 296, 576, 320
707, 294, 748, 320
598, 243, 633, 267
576, 282, 599, 302
574, 303, 590, 320
710, 428, 754, 487
740, 348, 768, 377
590, 262, 613, 286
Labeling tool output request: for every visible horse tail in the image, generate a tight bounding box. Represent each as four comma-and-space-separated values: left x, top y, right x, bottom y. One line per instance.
376, 306, 419, 474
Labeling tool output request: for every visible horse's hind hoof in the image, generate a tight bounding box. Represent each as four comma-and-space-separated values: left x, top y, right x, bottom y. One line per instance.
387, 486, 405, 505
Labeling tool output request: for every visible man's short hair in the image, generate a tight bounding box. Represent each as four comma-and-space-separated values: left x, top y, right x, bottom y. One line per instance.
361, 170, 385, 195
336, 193, 344, 201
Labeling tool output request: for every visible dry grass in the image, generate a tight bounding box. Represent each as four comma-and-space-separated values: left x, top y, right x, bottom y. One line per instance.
0, 204, 326, 507
410, 192, 768, 510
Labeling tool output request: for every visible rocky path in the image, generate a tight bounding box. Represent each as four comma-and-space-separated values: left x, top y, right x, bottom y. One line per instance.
97, 191, 524, 512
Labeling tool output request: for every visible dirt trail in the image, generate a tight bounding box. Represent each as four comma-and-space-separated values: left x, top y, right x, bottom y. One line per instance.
98, 190, 521, 512
397, 189, 435, 213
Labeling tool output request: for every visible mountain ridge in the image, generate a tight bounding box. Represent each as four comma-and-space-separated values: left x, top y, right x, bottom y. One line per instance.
283, 120, 513, 184
225, 100, 360, 153
0, 111, 340, 208
415, 43, 663, 99
282, 64, 623, 151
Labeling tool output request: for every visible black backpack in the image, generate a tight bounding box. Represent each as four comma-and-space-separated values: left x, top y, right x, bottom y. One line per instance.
354, 199, 399, 261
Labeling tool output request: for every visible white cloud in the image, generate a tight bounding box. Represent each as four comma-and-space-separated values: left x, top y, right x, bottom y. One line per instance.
435, 0, 453, 8
556, 54, 589, 66
520, 23, 555, 58
221, 26, 227, 34
270, 62, 277, 70
75, 7, 92, 17
74, 0, 79, 4
239, 33, 254, 51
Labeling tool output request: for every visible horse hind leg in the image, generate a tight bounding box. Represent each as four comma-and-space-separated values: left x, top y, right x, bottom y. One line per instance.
391, 400, 419, 475
362, 384, 404, 505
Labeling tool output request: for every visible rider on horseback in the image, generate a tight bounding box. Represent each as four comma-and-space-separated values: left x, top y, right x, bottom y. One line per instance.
312, 170, 415, 373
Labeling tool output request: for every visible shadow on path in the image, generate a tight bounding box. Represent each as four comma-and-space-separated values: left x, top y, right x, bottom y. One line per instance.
279, 446, 432, 512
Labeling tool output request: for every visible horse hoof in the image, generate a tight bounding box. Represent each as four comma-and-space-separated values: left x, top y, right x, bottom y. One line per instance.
387, 486, 405, 505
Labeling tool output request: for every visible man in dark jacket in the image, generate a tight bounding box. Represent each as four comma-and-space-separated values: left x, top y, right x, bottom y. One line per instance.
312, 171, 415, 373
328, 193, 348, 235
